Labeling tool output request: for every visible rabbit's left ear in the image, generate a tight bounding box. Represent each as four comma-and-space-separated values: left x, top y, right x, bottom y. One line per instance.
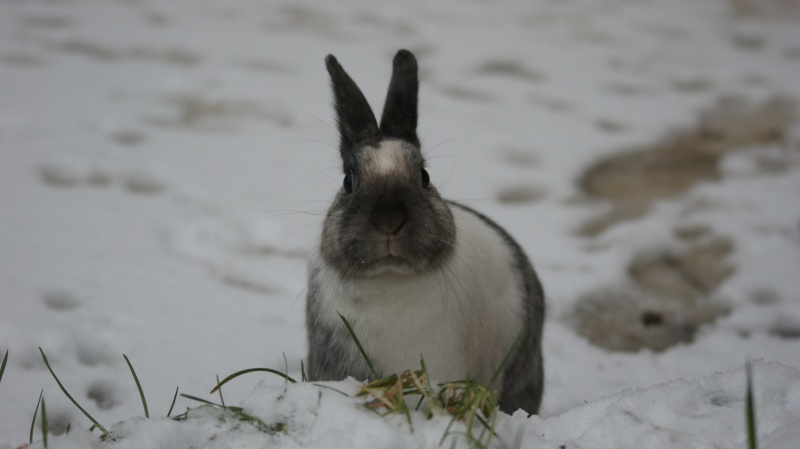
379, 50, 420, 148
326, 55, 381, 158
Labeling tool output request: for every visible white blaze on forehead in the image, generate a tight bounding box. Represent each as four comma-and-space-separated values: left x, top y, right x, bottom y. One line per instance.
368, 140, 407, 175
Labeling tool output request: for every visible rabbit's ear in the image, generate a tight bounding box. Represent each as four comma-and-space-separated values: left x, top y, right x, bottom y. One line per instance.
379, 50, 420, 148
326, 55, 380, 157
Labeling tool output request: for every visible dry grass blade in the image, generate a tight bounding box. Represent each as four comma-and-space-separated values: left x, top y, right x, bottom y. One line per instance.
354, 363, 499, 446
436, 379, 499, 448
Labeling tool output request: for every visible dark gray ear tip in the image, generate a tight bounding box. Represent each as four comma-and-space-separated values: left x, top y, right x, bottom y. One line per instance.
325, 54, 340, 73
393, 49, 417, 68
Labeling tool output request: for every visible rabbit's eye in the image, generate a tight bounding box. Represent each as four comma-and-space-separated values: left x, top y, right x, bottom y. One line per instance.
421, 168, 430, 188
343, 172, 354, 193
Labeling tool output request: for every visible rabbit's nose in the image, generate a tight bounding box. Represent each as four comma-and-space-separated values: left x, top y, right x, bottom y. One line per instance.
371, 200, 407, 235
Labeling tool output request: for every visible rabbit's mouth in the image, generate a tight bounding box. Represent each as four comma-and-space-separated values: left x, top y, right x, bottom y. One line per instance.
365, 254, 415, 275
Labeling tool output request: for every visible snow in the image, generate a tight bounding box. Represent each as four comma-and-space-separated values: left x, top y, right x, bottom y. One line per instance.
16, 361, 800, 449
1, 0, 799, 448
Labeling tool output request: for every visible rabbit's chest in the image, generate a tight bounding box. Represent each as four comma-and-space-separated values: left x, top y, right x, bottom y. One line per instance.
333, 274, 481, 381
330, 261, 521, 382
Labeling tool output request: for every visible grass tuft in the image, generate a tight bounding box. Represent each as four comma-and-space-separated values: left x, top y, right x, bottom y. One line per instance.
179, 393, 285, 435
28, 330, 503, 447
354, 363, 500, 448
123, 354, 149, 418
39, 347, 108, 436
332, 313, 502, 447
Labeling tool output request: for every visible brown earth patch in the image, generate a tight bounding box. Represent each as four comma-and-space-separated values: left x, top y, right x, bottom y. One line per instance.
577, 96, 795, 236
571, 237, 734, 352
570, 287, 730, 352
629, 237, 735, 299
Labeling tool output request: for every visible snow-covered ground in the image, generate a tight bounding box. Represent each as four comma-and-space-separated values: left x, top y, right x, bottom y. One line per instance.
1, 0, 799, 447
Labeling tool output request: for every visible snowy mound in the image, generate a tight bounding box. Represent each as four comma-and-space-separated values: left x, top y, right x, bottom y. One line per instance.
32, 361, 800, 449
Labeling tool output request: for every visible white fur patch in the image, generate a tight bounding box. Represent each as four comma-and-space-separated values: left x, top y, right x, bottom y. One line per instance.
367, 140, 406, 175
309, 206, 525, 387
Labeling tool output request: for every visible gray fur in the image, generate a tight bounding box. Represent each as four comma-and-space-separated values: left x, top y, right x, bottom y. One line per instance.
306, 50, 545, 415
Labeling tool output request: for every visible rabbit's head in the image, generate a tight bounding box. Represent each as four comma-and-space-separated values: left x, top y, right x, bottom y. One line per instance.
320, 50, 456, 278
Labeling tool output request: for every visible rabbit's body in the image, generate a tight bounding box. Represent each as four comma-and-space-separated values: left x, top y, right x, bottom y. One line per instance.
308, 199, 526, 385
306, 51, 544, 414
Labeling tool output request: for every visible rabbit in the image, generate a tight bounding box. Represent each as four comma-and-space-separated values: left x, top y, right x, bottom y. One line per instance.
306, 49, 545, 415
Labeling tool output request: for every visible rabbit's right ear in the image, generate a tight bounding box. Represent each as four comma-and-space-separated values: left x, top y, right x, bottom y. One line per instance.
325, 55, 380, 164
379, 50, 420, 148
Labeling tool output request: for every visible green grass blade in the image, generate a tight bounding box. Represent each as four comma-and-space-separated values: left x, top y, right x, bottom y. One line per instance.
312, 383, 350, 397
30, 389, 43, 444
0, 349, 8, 386
41, 396, 48, 448
211, 367, 297, 394
177, 393, 274, 434
439, 414, 459, 447
746, 361, 758, 449
123, 354, 149, 418
180, 393, 220, 407
337, 311, 377, 379
167, 387, 179, 417
491, 333, 521, 384
216, 375, 226, 408
38, 347, 108, 435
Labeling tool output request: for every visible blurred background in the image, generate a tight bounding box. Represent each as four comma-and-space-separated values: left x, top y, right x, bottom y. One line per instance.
1, 0, 799, 446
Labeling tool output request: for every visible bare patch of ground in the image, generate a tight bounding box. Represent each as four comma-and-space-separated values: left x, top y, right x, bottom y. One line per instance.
570, 236, 734, 352
568, 95, 797, 352
144, 94, 293, 131
44, 38, 201, 66
570, 287, 730, 352
629, 237, 734, 299
578, 96, 795, 235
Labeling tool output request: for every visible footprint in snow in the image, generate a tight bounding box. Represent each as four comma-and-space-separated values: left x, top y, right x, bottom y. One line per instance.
496, 184, 547, 205
38, 160, 166, 195
87, 379, 122, 410
43, 290, 83, 311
